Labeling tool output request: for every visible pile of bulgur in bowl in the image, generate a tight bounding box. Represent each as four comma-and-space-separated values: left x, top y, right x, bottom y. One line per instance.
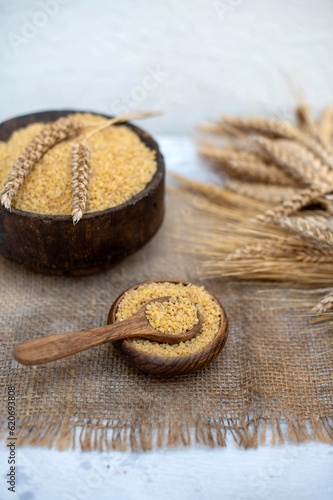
0, 110, 165, 275
115, 281, 222, 358
0, 113, 157, 215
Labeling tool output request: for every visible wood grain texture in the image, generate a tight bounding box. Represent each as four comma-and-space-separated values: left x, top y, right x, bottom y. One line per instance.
108, 280, 229, 377
0, 110, 165, 275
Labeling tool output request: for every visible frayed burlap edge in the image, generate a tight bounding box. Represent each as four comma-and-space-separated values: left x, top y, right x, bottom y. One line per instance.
1, 415, 332, 452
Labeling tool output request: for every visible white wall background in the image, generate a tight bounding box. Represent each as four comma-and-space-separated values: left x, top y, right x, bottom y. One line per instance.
0, 0, 332, 135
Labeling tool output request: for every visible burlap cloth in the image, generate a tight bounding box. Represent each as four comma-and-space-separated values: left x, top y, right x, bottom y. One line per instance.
0, 187, 332, 451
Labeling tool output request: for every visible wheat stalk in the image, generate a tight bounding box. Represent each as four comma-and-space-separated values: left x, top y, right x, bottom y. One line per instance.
297, 103, 333, 158
199, 144, 295, 186
295, 248, 333, 264
256, 185, 330, 223
198, 144, 259, 165
221, 116, 298, 140
225, 180, 300, 204
202, 118, 333, 182
301, 134, 333, 170
172, 182, 333, 284
179, 104, 333, 319
295, 102, 318, 135
312, 290, 333, 314
283, 141, 333, 186
1, 116, 81, 210
317, 107, 333, 140
226, 159, 293, 186
71, 142, 90, 225
83, 110, 161, 142
251, 136, 332, 187
225, 241, 293, 261
278, 216, 333, 249
170, 173, 271, 214
220, 115, 333, 171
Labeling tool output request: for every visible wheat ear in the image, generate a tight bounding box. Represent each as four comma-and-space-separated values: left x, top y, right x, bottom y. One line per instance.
225, 241, 292, 261
221, 115, 333, 170
198, 144, 258, 163
70, 110, 160, 223
0, 117, 81, 210
256, 185, 329, 223
296, 103, 333, 157
199, 144, 295, 186
312, 290, 333, 314
278, 216, 333, 249
295, 248, 333, 264
251, 136, 332, 187
295, 102, 318, 135
221, 116, 298, 140
225, 180, 300, 204
71, 143, 90, 225
317, 107, 333, 140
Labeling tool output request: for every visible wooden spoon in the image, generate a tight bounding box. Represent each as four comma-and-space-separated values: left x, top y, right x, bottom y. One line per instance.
13, 296, 202, 366
109, 280, 229, 377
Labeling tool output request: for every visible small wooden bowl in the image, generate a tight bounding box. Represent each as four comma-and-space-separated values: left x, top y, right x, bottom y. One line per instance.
108, 280, 229, 376
0, 110, 165, 275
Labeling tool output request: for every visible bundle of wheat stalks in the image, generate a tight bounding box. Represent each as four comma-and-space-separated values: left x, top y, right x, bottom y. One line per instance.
178, 104, 333, 318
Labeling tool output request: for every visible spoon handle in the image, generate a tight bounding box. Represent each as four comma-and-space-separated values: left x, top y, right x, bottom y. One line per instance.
13, 317, 148, 366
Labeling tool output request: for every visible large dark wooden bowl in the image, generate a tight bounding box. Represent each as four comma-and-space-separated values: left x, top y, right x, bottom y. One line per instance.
108, 280, 229, 376
0, 110, 165, 275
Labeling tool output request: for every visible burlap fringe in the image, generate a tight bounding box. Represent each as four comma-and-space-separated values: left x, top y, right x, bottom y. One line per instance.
1, 415, 332, 451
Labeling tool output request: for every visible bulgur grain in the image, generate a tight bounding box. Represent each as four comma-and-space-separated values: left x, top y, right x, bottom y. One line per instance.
115, 282, 221, 357
146, 296, 198, 334
0, 113, 157, 215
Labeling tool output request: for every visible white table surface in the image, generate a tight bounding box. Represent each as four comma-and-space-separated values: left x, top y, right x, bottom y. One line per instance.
1, 137, 332, 500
